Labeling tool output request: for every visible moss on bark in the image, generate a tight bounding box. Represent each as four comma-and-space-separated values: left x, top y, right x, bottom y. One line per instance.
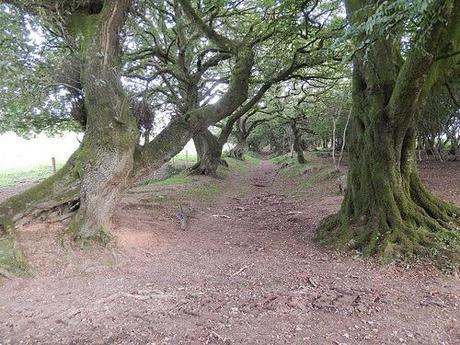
0, 150, 81, 274
318, 0, 460, 270
191, 130, 226, 176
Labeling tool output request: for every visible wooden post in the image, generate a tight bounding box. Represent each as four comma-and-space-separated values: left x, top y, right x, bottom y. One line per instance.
185, 150, 188, 162
51, 157, 56, 174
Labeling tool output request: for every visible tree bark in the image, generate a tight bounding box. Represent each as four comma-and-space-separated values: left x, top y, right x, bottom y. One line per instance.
191, 130, 226, 176
290, 120, 306, 164
66, 0, 138, 243
318, 0, 460, 267
229, 136, 247, 160
0, 151, 81, 274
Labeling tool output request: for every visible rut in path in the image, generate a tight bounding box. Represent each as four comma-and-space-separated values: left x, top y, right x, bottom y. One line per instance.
0, 159, 459, 345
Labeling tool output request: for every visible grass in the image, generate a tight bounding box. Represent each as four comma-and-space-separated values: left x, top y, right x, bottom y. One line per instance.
271, 152, 341, 198
0, 151, 195, 188
220, 155, 259, 176
0, 152, 255, 189
182, 182, 222, 201
0, 163, 64, 187
144, 173, 191, 186
173, 152, 197, 162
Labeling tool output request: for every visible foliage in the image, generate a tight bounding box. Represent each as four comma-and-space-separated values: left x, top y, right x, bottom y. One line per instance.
0, 4, 79, 137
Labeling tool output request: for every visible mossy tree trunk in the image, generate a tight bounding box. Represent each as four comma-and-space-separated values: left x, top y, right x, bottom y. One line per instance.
0, 0, 256, 274
290, 119, 306, 164
191, 130, 226, 176
0, 0, 137, 241
229, 132, 247, 160
66, 0, 138, 243
318, 0, 460, 267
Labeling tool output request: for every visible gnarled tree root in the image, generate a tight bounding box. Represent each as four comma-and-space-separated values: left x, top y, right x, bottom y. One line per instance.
317, 178, 460, 270
0, 152, 81, 275
188, 158, 228, 177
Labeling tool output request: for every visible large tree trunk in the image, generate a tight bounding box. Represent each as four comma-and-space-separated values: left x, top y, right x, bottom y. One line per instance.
229, 137, 247, 160
65, 1, 138, 243
191, 130, 226, 176
290, 120, 306, 164
319, 106, 460, 263
318, 0, 460, 267
228, 127, 247, 160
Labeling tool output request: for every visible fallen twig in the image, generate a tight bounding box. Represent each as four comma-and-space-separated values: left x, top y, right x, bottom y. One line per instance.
253, 183, 266, 187
212, 214, 231, 219
230, 265, 248, 277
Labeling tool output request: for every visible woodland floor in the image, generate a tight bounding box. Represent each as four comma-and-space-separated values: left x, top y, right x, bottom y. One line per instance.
0, 157, 459, 345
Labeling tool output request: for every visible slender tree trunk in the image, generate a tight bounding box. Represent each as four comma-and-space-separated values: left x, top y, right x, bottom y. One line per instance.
337, 108, 351, 168
332, 117, 337, 169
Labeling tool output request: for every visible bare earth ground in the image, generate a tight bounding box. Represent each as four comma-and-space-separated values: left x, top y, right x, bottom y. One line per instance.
0, 158, 459, 345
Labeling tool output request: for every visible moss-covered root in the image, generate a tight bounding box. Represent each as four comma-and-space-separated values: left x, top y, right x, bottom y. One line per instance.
188, 158, 223, 177
0, 151, 81, 275
317, 195, 460, 270
64, 214, 111, 248
0, 234, 28, 276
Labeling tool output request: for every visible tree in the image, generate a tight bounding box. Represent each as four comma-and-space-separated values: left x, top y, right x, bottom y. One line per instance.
183, 0, 345, 175
318, 0, 460, 267
0, 0, 257, 273
417, 82, 460, 161
0, 3, 80, 136
228, 108, 272, 160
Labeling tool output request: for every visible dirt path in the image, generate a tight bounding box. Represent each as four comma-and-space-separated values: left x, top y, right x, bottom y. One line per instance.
0, 159, 459, 344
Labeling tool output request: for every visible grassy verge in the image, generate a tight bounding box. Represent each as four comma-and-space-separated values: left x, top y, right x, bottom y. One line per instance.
0, 163, 64, 187
0, 151, 197, 188
271, 152, 342, 198
144, 173, 191, 186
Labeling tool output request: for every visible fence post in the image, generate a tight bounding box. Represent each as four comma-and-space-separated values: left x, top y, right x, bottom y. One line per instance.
51, 157, 56, 174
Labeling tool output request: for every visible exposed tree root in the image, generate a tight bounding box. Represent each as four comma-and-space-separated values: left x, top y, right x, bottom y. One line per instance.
317, 178, 460, 269
0, 234, 28, 276
188, 158, 228, 177
0, 151, 81, 274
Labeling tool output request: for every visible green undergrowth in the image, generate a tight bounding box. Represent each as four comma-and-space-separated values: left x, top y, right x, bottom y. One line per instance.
0, 235, 29, 276
182, 181, 222, 201
144, 173, 191, 186
132, 155, 258, 205
271, 152, 341, 198
221, 155, 259, 175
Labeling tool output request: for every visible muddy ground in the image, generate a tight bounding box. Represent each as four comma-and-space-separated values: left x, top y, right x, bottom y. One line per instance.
0, 157, 459, 345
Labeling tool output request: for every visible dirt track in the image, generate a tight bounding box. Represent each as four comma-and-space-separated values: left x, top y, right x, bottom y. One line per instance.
0, 159, 459, 344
